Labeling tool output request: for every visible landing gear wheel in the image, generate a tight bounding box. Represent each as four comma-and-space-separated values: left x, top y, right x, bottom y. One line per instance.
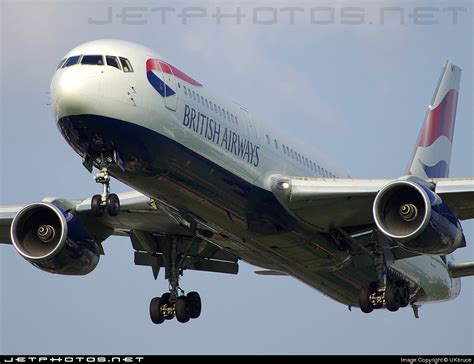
385, 283, 401, 312
91, 195, 104, 217
397, 281, 410, 308
150, 297, 165, 324
160, 293, 174, 320
359, 284, 377, 313
175, 297, 190, 323
106, 193, 120, 216
186, 291, 202, 319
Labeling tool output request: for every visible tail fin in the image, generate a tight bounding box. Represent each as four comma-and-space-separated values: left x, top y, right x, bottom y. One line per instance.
407, 61, 461, 178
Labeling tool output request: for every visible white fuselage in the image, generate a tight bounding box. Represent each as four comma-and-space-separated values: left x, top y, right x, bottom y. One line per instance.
51, 39, 460, 307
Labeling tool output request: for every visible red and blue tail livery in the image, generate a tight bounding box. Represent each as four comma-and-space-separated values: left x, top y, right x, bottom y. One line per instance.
408, 61, 461, 178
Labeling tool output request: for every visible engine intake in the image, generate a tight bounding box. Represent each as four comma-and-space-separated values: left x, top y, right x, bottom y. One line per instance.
373, 180, 464, 255
11, 202, 100, 275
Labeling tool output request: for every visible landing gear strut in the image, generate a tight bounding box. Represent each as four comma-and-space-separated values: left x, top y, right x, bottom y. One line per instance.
90, 154, 120, 217
358, 232, 411, 314
149, 235, 202, 325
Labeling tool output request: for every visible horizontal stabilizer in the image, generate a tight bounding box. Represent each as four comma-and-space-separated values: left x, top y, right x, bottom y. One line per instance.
448, 261, 474, 278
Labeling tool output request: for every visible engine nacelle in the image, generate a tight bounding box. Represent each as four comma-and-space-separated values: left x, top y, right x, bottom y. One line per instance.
373, 180, 464, 255
10, 202, 100, 275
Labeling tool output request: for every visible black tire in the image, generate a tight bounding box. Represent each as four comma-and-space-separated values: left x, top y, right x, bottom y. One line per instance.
186, 291, 202, 319
160, 293, 174, 320
385, 283, 401, 312
150, 297, 164, 324
397, 281, 410, 308
175, 297, 190, 323
359, 284, 376, 313
106, 193, 120, 217
91, 195, 104, 217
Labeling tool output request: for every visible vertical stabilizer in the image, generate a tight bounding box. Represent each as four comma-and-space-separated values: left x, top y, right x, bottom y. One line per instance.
407, 61, 461, 178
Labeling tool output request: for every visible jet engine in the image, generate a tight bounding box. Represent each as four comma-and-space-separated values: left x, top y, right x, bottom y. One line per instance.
373, 180, 464, 255
10, 202, 100, 275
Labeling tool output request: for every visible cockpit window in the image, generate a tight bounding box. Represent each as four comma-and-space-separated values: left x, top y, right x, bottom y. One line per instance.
119, 57, 133, 72
62, 55, 81, 68
81, 55, 104, 65
106, 56, 121, 70
57, 58, 67, 69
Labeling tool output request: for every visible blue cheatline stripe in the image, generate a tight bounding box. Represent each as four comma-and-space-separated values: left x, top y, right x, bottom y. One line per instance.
147, 71, 175, 97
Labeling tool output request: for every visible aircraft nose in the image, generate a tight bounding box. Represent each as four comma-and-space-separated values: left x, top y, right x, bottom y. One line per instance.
51, 67, 101, 120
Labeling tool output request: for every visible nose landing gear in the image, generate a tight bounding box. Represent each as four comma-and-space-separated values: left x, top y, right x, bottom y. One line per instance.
90, 154, 121, 217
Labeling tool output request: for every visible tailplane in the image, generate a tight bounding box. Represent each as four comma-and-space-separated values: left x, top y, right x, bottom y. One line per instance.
407, 61, 461, 178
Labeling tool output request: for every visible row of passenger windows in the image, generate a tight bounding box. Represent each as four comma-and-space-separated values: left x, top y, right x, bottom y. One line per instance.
57, 55, 134, 72
178, 82, 240, 126
265, 134, 336, 178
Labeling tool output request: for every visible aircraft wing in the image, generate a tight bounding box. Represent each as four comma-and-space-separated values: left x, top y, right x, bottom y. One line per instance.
270, 176, 474, 231
0, 206, 22, 244
0, 191, 189, 245
0, 191, 239, 276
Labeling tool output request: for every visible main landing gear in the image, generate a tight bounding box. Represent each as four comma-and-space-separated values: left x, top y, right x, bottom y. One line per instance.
359, 280, 410, 313
149, 235, 202, 325
90, 155, 120, 217
150, 290, 202, 324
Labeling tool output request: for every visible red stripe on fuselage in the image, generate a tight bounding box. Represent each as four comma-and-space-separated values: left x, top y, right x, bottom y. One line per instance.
418, 89, 458, 147
146, 58, 202, 87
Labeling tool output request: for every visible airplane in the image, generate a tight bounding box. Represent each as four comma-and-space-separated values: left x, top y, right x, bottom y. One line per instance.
1, 39, 473, 324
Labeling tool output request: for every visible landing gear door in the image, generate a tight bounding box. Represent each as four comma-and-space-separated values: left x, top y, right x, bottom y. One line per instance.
161, 61, 178, 111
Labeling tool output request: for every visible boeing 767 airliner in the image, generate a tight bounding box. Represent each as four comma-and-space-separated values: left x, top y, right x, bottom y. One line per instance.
1, 39, 473, 324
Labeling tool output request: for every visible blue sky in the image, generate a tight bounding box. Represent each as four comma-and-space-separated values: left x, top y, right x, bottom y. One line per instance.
1, 0, 473, 354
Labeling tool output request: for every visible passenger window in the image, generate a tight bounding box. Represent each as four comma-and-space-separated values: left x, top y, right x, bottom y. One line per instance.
235, 116, 239, 125
226, 111, 230, 120
106, 56, 121, 70
218, 106, 222, 116
231, 114, 234, 123
183, 86, 187, 96
266, 135, 270, 144
223, 110, 227, 119
290, 149, 294, 159
274, 140, 278, 149
63, 55, 81, 68
192, 91, 196, 101
119, 57, 134, 72
57, 58, 67, 69
205, 99, 209, 108
201, 96, 205, 105
317, 166, 321, 175
81, 55, 104, 65
178, 82, 181, 88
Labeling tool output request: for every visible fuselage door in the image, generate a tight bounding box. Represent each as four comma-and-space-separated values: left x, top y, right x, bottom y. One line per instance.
161, 61, 178, 111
